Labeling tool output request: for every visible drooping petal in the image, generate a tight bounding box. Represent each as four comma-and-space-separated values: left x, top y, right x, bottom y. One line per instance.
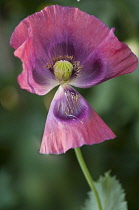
40, 85, 116, 154
70, 29, 138, 88
14, 31, 58, 95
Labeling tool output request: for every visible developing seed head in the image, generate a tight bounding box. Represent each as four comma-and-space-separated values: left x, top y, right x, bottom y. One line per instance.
53, 60, 73, 82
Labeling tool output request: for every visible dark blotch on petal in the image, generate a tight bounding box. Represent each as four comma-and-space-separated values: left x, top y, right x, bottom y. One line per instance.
88, 57, 104, 80
32, 69, 48, 85
51, 42, 75, 58
93, 58, 102, 73
74, 56, 104, 87
54, 87, 87, 121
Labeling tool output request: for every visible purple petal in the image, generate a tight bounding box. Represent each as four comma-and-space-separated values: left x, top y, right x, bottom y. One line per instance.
10, 5, 111, 90
14, 32, 58, 95
40, 85, 116, 154
70, 29, 138, 88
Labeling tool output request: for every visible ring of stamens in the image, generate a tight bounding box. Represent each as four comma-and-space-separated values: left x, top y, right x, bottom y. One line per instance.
45, 55, 82, 82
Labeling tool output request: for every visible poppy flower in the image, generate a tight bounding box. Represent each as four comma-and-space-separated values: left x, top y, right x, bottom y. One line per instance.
10, 5, 138, 154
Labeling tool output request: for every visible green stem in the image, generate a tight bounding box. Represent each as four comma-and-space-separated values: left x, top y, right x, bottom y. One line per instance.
74, 147, 102, 210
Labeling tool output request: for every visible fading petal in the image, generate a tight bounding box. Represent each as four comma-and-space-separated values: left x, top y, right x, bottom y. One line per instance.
70, 29, 138, 88
40, 85, 116, 154
15, 32, 58, 95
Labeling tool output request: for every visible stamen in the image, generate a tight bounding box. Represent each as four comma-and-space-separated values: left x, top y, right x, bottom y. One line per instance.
53, 55, 73, 63
64, 89, 81, 123
73, 61, 83, 78
45, 55, 83, 80
45, 63, 53, 69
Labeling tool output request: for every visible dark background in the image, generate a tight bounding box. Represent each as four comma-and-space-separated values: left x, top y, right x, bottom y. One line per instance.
0, 0, 139, 209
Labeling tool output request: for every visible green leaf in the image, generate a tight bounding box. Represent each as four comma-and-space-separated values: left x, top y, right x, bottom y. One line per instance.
82, 172, 127, 210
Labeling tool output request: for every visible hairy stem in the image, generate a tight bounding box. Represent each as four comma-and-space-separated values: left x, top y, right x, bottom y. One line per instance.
74, 147, 102, 210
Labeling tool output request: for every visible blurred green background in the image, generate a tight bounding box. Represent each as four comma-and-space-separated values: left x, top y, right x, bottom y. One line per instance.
0, 0, 139, 209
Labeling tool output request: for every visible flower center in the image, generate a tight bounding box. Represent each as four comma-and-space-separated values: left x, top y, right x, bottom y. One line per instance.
53, 60, 73, 82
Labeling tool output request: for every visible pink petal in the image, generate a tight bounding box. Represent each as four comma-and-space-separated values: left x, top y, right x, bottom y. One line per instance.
40, 85, 116, 154
70, 29, 138, 88
10, 5, 138, 93
10, 5, 110, 58
10, 5, 112, 95
14, 32, 58, 95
